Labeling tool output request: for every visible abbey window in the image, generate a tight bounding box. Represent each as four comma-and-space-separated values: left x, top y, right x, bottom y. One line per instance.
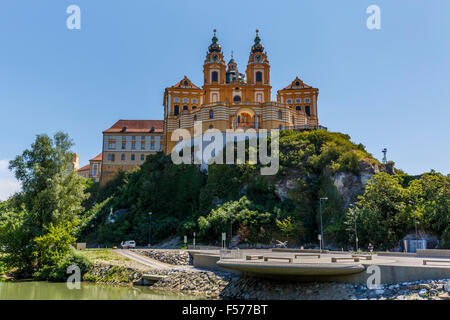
256, 71, 262, 82
212, 71, 218, 82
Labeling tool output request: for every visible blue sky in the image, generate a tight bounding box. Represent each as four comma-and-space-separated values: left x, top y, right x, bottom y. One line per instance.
1, 0, 449, 199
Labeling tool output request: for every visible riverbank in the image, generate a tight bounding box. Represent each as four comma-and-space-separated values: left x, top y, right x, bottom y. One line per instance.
4, 249, 450, 300
83, 249, 450, 300
222, 276, 450, 300
82, 249, 231, 298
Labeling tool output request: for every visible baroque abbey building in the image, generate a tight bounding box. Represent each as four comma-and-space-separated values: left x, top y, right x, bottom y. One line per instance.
163, 30, 320, 153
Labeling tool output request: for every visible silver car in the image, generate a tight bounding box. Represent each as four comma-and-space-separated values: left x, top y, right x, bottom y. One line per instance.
121, 240, 136, 249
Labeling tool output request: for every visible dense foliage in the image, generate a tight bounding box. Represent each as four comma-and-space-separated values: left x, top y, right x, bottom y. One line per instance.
2, 129, 447, 267
0, 132, 91, 278
343, 172, 449, 250
80, 130, 392, 247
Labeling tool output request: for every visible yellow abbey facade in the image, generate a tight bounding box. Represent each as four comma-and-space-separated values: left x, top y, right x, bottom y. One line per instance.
163, 30, 320, 154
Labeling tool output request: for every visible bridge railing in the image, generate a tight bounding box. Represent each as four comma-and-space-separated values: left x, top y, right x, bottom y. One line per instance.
219, 248, 241, 260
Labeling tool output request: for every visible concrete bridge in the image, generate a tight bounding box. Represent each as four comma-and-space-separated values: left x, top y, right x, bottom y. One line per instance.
188, 248, 450, 284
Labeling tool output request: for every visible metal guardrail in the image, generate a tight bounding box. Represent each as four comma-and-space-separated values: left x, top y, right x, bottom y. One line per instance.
187, 245, 221, 250
220, 248, 241, 259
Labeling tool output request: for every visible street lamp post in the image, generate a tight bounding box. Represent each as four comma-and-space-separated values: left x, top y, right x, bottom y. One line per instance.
193, 232, 196, 249
319, 197, 328, 252
148, 212, 152, 248
409, 201, 419, 249
354, 210, 359, 252
350, 204, 358, 251
229, 206, 233, 248
409, 201, 418, 240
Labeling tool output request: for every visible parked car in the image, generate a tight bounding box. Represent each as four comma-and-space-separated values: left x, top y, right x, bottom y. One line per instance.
121, 240, 136, 249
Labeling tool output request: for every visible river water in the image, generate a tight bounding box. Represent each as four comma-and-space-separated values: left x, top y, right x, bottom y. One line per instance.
0, 281, 207, 300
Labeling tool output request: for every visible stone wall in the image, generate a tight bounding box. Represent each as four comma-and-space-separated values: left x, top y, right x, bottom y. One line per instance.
145, 269, 231, 297
133, 249, 190, 265
220, 276, 450, 300
84, 263, 142, 285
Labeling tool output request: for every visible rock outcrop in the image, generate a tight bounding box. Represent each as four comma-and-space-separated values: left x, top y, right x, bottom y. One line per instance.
274, 160, 387, 210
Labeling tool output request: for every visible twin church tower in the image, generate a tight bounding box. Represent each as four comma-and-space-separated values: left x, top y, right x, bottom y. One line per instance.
163, 30, 320, 153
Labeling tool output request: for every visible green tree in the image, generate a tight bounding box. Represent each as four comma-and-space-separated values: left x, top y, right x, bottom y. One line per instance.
33, 222, 76, 278
0, 132, 88, 277
198, 196, 274, 245
276, 216, 294, 241
9, 132, 87, 230
0, 210, 36, 276
343, 173, 407, 250
406, 172, 450, 247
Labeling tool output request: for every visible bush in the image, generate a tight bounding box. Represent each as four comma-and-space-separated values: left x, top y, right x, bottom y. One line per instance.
0, 259, 8, 275
338, 151, 360, 174
34, 222, 76, 268
198, 196, 274, 245
47, 248, 92, 281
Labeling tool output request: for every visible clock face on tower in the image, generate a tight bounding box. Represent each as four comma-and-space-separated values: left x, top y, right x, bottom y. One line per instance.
254, 54, 262, 62
212, 54, 218, 62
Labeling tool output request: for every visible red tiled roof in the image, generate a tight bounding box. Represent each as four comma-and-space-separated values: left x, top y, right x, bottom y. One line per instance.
78, 164, 90, 171
90, 153, 102, 162
103, 120, 164, 134
171, 76, 200, 89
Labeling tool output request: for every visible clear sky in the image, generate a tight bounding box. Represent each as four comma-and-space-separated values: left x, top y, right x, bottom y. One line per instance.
1, 0, 449, 200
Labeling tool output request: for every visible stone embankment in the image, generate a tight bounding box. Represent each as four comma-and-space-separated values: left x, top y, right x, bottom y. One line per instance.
143, 269, 232, 297
220, 277, 450, 300
84, 263, 142, 286
85, 250, 450, 300
352, 279, 450, 300
133, 249, 190, 266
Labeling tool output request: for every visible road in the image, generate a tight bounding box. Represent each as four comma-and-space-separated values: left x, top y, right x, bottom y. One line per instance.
115, 249, 171, 269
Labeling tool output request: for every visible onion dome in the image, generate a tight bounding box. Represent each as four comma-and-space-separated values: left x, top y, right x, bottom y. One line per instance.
251, 29, 264, 53
208, 29, 222, 53
228, 51, 235, 64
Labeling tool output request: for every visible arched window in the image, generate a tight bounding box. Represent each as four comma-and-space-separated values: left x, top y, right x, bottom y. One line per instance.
121, 154, 125, 161
212, 71, 218, 82
174, 105, 179, 116
209, 125, 213, 129
131, 154, 135, 161
296, 106, 301, 111
193, 115, 197, 121
192, 106, 197, 110
256, 71, 262, 82
209, 110, 214, 119
237, 115, 241, 123
233, 95, 241, 102
278, 110, 282, 120
183, 105, 188, 111
305, 106, 311, 116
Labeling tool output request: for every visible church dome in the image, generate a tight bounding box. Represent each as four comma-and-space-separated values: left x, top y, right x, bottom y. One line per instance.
208, 29, 222, 53
251, 30, 264, 53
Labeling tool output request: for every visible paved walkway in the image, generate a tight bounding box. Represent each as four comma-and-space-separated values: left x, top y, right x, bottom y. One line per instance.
115, 249, 171, 269
115, 249, 203, 272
